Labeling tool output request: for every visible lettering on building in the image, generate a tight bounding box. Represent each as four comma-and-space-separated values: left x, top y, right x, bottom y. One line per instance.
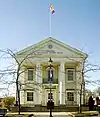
35, 50, 63, 55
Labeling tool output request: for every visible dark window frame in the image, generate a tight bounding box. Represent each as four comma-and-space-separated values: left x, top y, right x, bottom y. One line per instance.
28, 69, 34, 81
67, 92, 74, 101
27, 92, 33, 101
68, 70, 74, 81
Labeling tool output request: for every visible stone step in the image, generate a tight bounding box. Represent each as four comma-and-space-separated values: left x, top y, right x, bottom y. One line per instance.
11, 106, 83, 112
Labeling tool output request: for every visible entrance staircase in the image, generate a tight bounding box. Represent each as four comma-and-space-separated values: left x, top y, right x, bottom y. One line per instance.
11, 105, 89, 112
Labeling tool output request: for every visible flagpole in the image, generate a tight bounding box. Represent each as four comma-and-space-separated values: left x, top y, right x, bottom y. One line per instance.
49, 4, 54, 37
49, 8, 51, 37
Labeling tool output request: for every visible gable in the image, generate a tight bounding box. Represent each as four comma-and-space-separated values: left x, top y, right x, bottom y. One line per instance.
16, 37, 88, 59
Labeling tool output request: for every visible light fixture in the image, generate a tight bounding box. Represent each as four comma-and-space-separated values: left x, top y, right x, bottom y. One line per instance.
48, 57, 53, 67
48, 57, 53, 63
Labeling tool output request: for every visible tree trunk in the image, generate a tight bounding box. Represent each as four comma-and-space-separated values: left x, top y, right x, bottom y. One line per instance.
79, 84, 82, 113
16, 80, 20, 115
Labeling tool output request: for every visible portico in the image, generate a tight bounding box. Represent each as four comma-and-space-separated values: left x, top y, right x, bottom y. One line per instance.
17, 37, 87, 107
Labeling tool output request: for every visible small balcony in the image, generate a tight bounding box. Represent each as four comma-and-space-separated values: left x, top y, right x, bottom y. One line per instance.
43, 78, 58, 84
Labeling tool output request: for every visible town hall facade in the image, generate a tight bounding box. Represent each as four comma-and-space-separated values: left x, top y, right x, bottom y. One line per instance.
16, 37, 87, 107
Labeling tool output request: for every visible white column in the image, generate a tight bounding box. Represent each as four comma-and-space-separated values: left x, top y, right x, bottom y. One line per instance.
19, 67, 25, 104
60, 81, 62, 104
35, 63, 42, 104
20, 91, 24, 104
59, 62, 65, 105
36, 63, 40, 83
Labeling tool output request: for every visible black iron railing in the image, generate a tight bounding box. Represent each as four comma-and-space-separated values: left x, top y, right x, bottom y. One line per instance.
43, 78, 58, 84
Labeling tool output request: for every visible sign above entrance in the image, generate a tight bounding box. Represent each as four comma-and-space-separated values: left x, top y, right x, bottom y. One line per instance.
35, 50, 63, 55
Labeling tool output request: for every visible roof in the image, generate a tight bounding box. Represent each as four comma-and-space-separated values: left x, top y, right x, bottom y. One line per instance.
16, 37, 88, 59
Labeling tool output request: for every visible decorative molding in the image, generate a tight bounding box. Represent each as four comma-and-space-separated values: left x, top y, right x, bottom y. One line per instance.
48, 44, 53, 49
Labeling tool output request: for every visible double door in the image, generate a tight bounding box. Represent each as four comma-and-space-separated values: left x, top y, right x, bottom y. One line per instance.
45, 89, 57, 106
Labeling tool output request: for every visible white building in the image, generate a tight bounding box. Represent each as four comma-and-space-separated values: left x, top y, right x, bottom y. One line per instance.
16, 37, 87, 107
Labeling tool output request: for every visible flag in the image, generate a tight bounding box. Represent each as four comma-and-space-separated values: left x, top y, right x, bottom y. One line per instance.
50, 4, 55, 14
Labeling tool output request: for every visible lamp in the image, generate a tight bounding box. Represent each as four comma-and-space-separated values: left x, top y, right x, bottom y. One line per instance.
49, 57, 53, 63
48, 57, 54, 117
48, 57, 53, 68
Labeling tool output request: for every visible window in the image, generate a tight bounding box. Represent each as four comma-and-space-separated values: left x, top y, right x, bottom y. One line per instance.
27, 92, 33, 101
28, 69, 33, 80
48, 68, 54, 82
46, 67, 55, 83
66, 69, 75, 81
67, 92, 74, 101
48, 93, 53, 99
68, 70, 73, 81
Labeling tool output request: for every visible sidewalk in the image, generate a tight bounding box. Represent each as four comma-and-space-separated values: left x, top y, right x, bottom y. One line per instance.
7, 111, 99, 117
72, 111, 99, 117
7, 112, 73, 117
8, 112, 72, 115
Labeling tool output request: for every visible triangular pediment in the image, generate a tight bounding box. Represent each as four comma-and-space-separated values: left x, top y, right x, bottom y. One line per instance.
17, 37, 87, 59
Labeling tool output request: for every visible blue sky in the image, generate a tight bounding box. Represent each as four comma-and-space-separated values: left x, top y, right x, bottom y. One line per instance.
0, 0, 100, 91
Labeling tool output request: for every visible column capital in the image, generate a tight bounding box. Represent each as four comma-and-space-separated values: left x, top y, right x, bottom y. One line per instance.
36, 62, 41, 69
60, 62, 65, 72
60, 62, 65, 65
36, 62, 40, 66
